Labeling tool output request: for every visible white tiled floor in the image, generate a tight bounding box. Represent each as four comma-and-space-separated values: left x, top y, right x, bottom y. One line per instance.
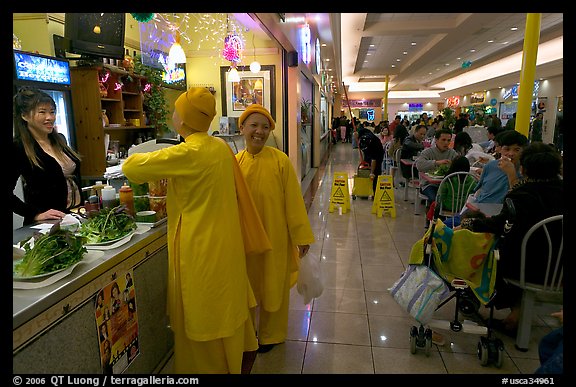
249, 141, 559, 375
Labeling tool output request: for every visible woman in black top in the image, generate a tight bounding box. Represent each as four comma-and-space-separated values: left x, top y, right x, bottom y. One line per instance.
12, 87, 82, 225
458, 142, 563, 332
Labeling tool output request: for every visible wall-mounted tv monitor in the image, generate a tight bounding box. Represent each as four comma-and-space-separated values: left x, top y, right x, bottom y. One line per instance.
13, 50, 71, 86
161, 63, 187, 91
64, 13, 126, 59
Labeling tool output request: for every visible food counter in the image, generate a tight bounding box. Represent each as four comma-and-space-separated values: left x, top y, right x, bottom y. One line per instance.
13, 222, 173, 374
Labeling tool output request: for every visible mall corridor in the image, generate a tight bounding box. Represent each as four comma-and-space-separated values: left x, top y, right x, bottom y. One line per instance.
247, 141, 559, 375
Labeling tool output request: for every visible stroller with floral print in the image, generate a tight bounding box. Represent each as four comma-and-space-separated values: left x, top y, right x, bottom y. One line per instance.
390, 204, 509, 368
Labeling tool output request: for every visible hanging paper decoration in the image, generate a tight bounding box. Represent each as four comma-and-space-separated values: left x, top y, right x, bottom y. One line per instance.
222, 34, 244, 63
462, 60, 473, 69
131, 13, 155, 23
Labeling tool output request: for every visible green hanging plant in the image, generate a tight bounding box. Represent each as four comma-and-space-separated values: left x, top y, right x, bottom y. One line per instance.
133, 54, 170, 137
442, 107, 456, 130
131, 13, 155, 23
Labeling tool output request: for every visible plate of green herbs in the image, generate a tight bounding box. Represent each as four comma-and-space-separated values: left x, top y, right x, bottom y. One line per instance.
13, 224, 87, 280
77, 205, 137, 246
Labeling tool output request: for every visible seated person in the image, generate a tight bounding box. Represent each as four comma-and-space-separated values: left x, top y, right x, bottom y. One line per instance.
457, 142, 563, 334
400, 124, 426, 179
415, 128, 459, 206
468, 130, 528, 205
478, 126, 502, 153
535, 310, 563, 374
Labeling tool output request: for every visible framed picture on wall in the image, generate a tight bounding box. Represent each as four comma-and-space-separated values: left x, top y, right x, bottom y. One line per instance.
220, 65, 275, 120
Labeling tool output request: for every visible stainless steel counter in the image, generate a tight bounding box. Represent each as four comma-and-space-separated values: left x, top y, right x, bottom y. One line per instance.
13, 222, 173, 373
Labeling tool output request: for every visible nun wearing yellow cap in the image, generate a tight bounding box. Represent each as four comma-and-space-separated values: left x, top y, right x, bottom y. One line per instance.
236, 104, 315, 353
122, 88, 271, 373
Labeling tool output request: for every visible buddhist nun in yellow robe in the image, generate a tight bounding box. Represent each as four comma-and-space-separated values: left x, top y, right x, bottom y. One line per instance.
236, 104, 316, 353
122, 88, 271, 373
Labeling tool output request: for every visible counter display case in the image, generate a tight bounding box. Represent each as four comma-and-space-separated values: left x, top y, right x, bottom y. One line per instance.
13, 223, 173, 374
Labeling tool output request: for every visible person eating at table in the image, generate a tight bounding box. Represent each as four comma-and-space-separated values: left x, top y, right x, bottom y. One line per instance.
400, 124, 426, 180
468, 130, 528, 206
415, 128, 459, 213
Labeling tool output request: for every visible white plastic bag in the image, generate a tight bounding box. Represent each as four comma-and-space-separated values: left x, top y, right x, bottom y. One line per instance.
389, 264, 450, 324
297, 252, 324, 305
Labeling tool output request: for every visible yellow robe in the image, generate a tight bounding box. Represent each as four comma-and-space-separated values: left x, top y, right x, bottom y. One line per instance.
122, 133, 270, 372
236, 146, 315, 312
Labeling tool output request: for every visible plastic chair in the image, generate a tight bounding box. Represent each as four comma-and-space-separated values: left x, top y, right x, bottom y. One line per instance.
382, 141, 393, 175
404, 162, 425, 215
435, 171, 479, 224
504, 214, 563, 351
391, 147, 403, 189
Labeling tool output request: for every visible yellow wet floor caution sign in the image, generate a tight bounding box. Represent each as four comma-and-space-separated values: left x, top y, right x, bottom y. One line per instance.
371, 174, 396, 218
329, 172, 350, 213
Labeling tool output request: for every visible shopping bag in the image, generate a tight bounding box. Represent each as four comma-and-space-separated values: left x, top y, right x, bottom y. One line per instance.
297, 252, 324, 305
389, 264, 450, 324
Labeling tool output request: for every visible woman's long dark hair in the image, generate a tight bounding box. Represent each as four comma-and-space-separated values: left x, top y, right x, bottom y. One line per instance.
13, 87, 81, 169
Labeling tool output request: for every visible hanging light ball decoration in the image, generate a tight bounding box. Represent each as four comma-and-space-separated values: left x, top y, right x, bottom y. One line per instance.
131, 13, 156, 23
250, 60, 261, 73
222, 33, 244, 63
461, 60, 473, 69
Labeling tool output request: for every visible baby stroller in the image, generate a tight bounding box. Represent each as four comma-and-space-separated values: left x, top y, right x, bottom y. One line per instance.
390, 202, 514, 368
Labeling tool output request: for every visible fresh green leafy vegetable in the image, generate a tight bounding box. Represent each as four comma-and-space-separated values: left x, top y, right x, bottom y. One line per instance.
77, 205, 137, 244
14, 223, 87, 277
431, 164, 450, 176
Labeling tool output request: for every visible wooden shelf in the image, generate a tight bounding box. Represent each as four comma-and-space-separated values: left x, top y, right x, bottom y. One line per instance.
70, 66, 150, 177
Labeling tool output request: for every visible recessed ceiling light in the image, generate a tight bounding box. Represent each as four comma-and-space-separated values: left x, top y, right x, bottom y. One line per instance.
403, 51, 408, 55
445, 63, 450, 66
511, 27, 518, 31
488, 40, 494, 43
367, 53, 372, 56
470, 49, 476, 52
391, 64, 396, 68
411, 42, 416, 46
396, 58, 401, 62
501, 41, 509, 45
364, 60, 368, 63
321, 43, 327, 47
325, 58, 330, 61
370, 44, 375, 47
456, 57, 461, 60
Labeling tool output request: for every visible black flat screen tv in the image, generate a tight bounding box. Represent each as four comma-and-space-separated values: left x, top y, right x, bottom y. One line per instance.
64, 13, 126, 59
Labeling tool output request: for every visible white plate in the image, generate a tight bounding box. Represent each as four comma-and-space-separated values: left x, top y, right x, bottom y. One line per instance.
83, 229, 136, 246
136, 217, 167, 228
13, 250, 105, 289
13, 260, 67, 280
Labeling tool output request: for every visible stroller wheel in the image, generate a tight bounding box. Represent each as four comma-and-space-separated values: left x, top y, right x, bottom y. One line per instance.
495, 344, 504, 368
477, 338, 489, 366
459, 291, 481, 316
409, 326, 418, 354
424, 328, 433, 357
352, 195, 357, 200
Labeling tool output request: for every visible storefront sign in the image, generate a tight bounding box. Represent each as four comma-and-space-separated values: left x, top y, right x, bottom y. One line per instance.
470, 92, 486, 105
342, 99, 381, 108
447, 96, 460, 108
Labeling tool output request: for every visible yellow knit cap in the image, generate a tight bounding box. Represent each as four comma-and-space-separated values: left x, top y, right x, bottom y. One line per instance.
238, 104, 275, 130
174, 87, 216, 132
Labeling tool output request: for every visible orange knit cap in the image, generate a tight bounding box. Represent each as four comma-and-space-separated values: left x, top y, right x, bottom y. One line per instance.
238, 104, 275, 130
174, 87, 216, 132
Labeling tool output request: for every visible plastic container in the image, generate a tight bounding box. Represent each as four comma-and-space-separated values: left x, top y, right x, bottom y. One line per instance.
134, 195, 150, 212
149, 196, 167, 220
119, 182, 135, 217
148, 179, 168, 196
101, 185, 117, 209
